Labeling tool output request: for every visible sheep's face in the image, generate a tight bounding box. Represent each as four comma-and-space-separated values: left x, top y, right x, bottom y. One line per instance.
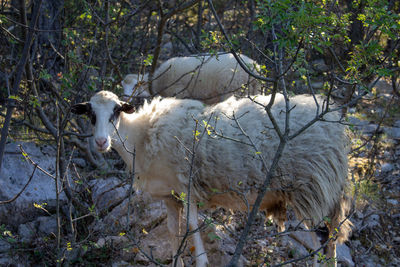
71, 91, 134, 152
121, 74, 139, 100
121, 74, 150, 102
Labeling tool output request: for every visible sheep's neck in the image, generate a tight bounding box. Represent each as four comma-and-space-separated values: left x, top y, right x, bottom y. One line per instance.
111, 112, 146, 173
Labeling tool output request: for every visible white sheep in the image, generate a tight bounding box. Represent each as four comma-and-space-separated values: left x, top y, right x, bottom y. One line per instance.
121, 53, 262, 104
72, 91, 352, 267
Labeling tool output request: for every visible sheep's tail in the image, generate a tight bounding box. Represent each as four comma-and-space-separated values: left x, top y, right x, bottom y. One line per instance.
330, 193, 353, 243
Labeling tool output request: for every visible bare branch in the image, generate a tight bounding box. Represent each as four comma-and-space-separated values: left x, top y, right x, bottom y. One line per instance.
0, 0, 43, 173
207, 0, 276, 83
0, 164, 37, 205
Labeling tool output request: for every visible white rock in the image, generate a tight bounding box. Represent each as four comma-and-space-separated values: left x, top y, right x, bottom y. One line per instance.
280, 234, 309, 257
97, 235, 129, 248
112, 261, 131, 267
310, 81, 324, 89
384, 127, 400, 139
289, 230, 316, 251
89, 177, 130, 212
364, 214, 380, 228
18, 221, 37, 243
0, 142, 67, 226
387, 199, 398, 205
359, 124, 379, 135
0, 254, 27, 266
311, 59, 329, 72
336, 243, 354, 267
72, 158, 87, 168
0, 239, 11, 253
381, 163, 394, 173
348, 108, 356, 114
133, 223, 172, 264
372, 80, 393, 94
359, 256, 383, 267
133, 221, 245, 267
37, 216, 58, 236
347, 116, 368, 127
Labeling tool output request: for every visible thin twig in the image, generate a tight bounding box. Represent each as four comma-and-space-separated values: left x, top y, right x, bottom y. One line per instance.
0, 164, 37, 205
207, 0, 275, 83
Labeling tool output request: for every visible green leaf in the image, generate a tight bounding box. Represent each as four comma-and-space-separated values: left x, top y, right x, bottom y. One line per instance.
144, 54, 153, 66
39, 70, 51, 81
207, 232, 221, 241
9, 95, 22, 102
211, 188, 219, 193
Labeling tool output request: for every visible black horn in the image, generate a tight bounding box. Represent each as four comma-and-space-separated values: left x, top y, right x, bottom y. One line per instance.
71, 102, 91, 115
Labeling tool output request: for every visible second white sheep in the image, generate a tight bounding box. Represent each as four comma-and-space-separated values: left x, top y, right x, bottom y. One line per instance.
122, 53, 262, 104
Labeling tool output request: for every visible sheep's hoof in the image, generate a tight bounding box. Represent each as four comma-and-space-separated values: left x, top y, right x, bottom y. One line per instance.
196, 255, 209, 267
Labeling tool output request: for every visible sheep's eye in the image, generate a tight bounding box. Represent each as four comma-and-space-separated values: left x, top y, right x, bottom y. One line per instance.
90, 112, 96, 125
110, 105, 121, 122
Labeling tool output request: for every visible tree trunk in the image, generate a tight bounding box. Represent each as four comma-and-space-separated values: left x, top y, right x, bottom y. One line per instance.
36, 0, 64, 75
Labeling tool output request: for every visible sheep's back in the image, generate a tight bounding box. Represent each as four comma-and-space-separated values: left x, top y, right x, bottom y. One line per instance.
152, 54, 260, 104
139, 94, 349, 225
207, 94, 347, 224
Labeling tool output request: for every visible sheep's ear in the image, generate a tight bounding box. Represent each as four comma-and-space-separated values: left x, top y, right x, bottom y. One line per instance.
120, 103, 135, 114
71, 102, 91, 115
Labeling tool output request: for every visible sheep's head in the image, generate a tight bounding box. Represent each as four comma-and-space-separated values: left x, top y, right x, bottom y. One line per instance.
121, 74, 150, 102
71, 91, 134, 152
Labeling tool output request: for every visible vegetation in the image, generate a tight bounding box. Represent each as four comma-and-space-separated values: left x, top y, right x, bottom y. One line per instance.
0, 0, 399, 266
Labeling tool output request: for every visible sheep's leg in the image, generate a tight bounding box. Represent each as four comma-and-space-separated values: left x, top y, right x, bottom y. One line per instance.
310, 231, 320, 267
164, 199, 183, 267
289, 230, 320, 267
325, 224, 337, 267
325, 240, 337, 267
187, 201, 208, 267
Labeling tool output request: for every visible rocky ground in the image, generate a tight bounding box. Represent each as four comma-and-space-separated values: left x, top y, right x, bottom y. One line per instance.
0, 80, 399, 266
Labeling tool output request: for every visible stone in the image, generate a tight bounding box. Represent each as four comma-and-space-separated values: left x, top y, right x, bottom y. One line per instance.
72, 158, 87, 168
91, 191, 167, 235
18, 221, 37, 243
364, 214, 380, 228
112, 261, 132, 267
373, 79, 393, 94
204, 225, 246, 266
292, 80, 309, 94
347, 116, 369, 127
348, 108, 356, 114
359, 255, 383, 267
89, 177, 130, 212
37, 216, 58, 236
99, 198, 133, 232
161, 41, 173, 54
0, 254, 27, 267
132, 221, 245, 267
137, 200, 167, 230
310, 81, 324, 89
0, 142, 67, 226
384, 127, 400, 139
381, 163, 394, 173
0, 239, 11, 253
288, 230, 316, 251
311, 59, 329, 73
359, 124, 379, 135
336, 243, 354, 267
97, 235, 129, 248
280, 235, 309, 258
132, 223, 172, 264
